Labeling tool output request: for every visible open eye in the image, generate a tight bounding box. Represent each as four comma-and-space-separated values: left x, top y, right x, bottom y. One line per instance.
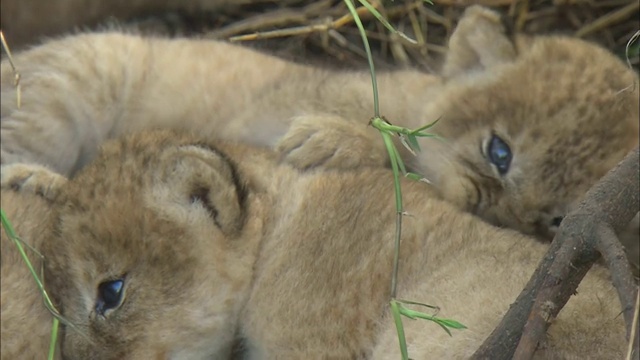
96, 278, 125, 316
486, 134, 512, 175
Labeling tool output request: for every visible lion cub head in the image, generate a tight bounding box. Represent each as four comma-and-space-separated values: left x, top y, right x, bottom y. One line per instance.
417, 6, 639, 238
42, 131, 267, 359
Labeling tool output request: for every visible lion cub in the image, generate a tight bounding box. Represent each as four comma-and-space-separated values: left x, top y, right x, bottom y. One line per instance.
1, 6, 638, 243
1, 190, 59, 359
17, 129, 623, 359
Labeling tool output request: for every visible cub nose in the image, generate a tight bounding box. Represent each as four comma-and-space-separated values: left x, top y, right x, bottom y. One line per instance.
551, 216, 564, 228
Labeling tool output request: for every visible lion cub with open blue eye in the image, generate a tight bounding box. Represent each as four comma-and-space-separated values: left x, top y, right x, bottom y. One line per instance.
2, 6, 638, 249
3, 129, 623, 359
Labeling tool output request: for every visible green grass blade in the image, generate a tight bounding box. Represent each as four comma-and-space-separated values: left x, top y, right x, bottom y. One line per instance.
1, 208, 63, 357
390, 300, 410, 360
410, 117, 441, 135
344, 0, 380, 117
1, 209, 47, 295
48, 317, 59, 360
397, 303, 467, 336
356, 0, 417, 44
343, 3, 463, 358
404, 172, 427, 182
380, 131, 403, 213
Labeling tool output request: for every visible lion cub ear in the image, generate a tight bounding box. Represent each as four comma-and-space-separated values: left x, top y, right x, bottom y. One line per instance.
442, 5, 517, 78
154, 143, 247, 237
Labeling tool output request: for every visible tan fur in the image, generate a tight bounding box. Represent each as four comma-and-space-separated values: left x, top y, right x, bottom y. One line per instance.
2, 7, 638, 246
20, 129, 623, 359
0, 190, 59, 359
1, 163, 68, 200
38, 132, 269, 359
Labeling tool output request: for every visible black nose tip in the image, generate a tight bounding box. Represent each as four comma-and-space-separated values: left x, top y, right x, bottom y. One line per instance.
551, 216, 564, 228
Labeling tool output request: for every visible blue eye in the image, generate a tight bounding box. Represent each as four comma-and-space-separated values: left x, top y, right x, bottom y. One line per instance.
96, 278, 125, 316
487, 135, 512, 175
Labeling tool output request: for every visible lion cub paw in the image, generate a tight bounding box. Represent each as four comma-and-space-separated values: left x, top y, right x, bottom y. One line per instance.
276, 115, 386, 170
1, 163, 67, 201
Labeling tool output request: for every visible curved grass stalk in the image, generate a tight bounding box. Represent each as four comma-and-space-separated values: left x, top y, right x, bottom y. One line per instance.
1, 209, 60, 360
343, 1, 465, 358
0, 30, 22, 108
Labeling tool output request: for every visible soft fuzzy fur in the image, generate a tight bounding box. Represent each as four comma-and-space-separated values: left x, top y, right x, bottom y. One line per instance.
1, 129, 625, 359
2, 7, 638, 245
0, 190, 59, 358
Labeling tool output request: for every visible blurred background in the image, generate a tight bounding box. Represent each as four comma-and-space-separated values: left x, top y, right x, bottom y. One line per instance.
2, 0, 638, 72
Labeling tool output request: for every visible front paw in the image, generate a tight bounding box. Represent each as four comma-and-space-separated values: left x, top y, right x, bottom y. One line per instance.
276, 115, 387, 170
1, 163, 67, 201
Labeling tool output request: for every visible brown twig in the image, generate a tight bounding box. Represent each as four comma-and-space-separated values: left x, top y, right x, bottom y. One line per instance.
432, 0, 514, 6
205, 0, 334, 39
575, 1, 640, 38
222, 3, 375, 42
472, 147, 640, 359
0, 30, 22, 108
626, 291, 640, 360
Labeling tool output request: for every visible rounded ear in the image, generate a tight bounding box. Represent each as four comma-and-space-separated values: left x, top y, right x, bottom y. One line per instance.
155, 143, 247, 237
442, 5, 517, 78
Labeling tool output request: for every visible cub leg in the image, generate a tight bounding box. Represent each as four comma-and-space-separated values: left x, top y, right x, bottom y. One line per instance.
0, 164, 67, 201
276, 114, 389, 170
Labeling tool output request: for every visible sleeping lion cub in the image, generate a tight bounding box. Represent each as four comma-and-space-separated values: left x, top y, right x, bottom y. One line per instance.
2, 6, 638, 245
2, 129, 623, 359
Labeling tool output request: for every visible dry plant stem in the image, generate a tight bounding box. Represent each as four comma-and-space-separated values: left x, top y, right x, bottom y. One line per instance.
471, 239, 594, 360
0, 30, 21, 108
626, 291, 639, 360
472, 147, 640, 360
207, 0, 333, 39
511, 238, 599, 359
514, 147, 640, 359
597, 224, 639, 336
225, 4, 375, 41
575, 1, 640, 38
432, 0, 514, 6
